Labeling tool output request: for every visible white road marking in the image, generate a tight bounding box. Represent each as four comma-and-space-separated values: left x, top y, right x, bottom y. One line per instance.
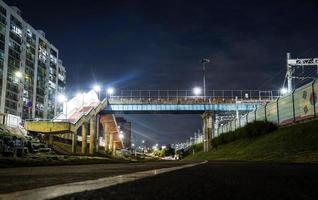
0, 161, 207, 200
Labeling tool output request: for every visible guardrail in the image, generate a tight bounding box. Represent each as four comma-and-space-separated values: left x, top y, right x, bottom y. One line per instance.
112, 89, 280, 101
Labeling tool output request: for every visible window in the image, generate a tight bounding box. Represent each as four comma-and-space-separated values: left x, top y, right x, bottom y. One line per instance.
0, 6, 6, 16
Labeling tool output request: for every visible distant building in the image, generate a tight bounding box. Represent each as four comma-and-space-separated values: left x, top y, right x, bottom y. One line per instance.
0, 0, 66, 119
116, 117, 131, 148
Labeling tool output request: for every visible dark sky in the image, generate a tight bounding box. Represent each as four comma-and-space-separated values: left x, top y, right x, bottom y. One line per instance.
6, 0, 318, 145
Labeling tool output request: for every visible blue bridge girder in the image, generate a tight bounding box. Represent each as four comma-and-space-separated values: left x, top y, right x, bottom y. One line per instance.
101, 103, 260, 114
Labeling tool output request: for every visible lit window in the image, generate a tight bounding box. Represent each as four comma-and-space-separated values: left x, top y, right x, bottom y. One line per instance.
11, 25, 22, 37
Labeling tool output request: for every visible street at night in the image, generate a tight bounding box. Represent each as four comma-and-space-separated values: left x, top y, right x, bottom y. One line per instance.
1, 0, 318, 199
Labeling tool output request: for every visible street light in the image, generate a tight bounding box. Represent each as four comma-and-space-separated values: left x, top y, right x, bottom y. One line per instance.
15, 71, 22, 79
93, 84, 101, 100
107, 87, 114, 96
201, 58, 210, 99
193, 87, 202, 96
93, 84, 101, 92
280, 87, 288, 96
57, 94, 68, 120
15, 71, 27, 118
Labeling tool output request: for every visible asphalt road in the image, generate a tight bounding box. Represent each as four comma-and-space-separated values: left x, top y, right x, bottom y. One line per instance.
55, 161, 318, 200
0, 161, 192, 193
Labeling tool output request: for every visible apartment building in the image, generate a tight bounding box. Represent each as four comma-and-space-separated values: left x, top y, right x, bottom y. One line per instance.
0, 0, 66, 119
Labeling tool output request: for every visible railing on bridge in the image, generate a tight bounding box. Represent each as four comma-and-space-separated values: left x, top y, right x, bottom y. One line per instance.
109, 89, 280, 104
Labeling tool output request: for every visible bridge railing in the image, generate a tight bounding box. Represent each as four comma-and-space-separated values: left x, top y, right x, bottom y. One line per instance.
109, 89, 280, 104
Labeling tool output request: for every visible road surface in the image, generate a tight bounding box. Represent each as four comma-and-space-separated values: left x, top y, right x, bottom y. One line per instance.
0, 161, 191, 193
1, 161, 318, 200
56, 161, 318, 200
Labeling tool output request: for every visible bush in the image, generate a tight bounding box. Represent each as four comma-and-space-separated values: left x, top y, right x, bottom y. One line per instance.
211, 121, 277, 147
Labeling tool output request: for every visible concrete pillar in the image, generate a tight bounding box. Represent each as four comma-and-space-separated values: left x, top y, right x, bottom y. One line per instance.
202, 112, 214, 152
81, 123, 87, 154
103, 123, 109, 152
95, 115, 100, 152
113, 142, 116, 156
108, 132, 113, 152
89, 117, 95, 155
71, 132, 77, 154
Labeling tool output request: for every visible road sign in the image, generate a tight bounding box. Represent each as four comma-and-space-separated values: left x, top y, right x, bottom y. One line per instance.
27, 101, 33, 108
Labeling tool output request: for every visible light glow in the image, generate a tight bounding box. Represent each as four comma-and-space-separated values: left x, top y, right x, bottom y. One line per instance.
57, 94, 67, 103
107, 87, 114, 95
280, 87, 288, 95
93, 85, 101, 92
15, 71, 22, 78
193, 87, 202, 96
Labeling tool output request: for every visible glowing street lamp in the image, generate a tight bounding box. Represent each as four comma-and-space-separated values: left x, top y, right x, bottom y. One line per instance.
15, 71, 22, 78
57, 94, 67, 103
93, 84, 101, 100
93, 85, 101, 92
106, 87, 115, 97
280, 87, 288, 96
193, 87, 202, 96
57, 94, 68, 119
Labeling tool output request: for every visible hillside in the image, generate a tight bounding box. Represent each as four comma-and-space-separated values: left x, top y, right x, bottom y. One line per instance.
184, 120, 318, 162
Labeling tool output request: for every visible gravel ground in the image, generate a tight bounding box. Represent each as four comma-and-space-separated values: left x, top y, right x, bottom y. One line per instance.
0, 161, 192, 193
55, 161, 318, 200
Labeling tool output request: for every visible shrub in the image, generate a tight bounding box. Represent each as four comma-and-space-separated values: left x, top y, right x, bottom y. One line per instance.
211, 121, 277, 147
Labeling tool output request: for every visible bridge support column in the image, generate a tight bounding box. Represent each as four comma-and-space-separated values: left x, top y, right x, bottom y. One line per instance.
202, 112, 214, 152
95, 115, 100, 153
71, 131, 77, 154
113, 142, 116, 156
89, 117, 96, 155
109, 133, 113, 153
103, 123, 109, 152
82, 123, 87, 155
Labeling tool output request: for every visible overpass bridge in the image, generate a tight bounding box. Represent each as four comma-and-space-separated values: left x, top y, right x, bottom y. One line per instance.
103, 89, 278, 114
24, 89, 279, 155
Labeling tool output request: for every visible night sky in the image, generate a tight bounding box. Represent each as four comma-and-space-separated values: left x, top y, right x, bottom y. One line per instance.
6, 0, 318, 145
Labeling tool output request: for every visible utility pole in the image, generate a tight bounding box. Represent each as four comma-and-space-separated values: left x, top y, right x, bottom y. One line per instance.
285, 52, 318, 94
201, 58, 210, 99
286, 52, 293, 93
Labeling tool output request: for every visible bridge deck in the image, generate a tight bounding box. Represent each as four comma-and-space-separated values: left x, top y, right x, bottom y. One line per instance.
103, 102, 262, 114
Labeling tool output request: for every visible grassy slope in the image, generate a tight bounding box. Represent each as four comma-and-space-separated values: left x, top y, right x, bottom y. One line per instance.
185, 120, 318, 162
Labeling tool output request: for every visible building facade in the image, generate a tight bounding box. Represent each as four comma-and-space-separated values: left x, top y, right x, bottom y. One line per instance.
0, 0, 66, 119
116, 117, 132, 149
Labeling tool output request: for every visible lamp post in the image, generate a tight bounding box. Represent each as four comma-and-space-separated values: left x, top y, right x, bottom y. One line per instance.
201, 58, 210, 99
106, 87, 114, 99
15, 71, 29, 118
58, 94, 68, 120
93, 85, 101, 100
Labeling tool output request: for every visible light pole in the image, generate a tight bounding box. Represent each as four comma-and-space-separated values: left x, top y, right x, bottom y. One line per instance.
106, 87, 114, 99
201, 58, 210, 99
14, 71, 25, 118
58, 94, 68, 120
93, 85, 101, 100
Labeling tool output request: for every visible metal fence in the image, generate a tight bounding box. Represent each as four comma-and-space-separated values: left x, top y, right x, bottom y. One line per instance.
217, 80, 318, 135
109, 89, 280, 104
